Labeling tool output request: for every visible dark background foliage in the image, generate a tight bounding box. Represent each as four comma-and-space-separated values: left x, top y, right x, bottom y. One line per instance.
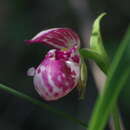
0, 0, 129, 130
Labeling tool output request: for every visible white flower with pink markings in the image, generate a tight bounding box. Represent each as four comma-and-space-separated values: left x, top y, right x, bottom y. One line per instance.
26, 28, 81, 101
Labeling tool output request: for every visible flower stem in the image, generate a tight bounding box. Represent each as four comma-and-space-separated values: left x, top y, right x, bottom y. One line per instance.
104, 67, 121, 130
112, 105, 121, 130
80, 49, 122, 130
0, 83, 87, 128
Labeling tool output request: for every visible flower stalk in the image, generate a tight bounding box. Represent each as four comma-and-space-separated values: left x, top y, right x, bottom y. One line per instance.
0, 83, 87, 127
80, 48, 121, 130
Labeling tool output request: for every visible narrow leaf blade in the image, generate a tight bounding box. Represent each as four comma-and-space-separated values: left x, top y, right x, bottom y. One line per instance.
88, 27, 130, 130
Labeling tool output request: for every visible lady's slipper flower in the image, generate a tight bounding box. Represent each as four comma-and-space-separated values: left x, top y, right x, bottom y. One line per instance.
26, 28, 85, 101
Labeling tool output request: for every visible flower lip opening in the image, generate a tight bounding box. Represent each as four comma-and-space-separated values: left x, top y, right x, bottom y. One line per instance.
50, 47, 80, 64
61, 48, 68, 51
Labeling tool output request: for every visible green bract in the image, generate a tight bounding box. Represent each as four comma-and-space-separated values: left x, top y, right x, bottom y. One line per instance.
80, 13, 110, 74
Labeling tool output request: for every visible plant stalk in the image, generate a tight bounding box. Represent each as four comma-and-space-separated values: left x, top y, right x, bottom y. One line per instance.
112, 106, 122, 130
80, 49, 122, 130
105, 66, 121, 130
0, 83, 87, 128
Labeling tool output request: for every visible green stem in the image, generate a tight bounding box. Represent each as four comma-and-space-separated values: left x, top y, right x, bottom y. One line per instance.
79, 48, 109, 74
104, 69, 121, 130
104, 66, 121, 130
0, 83, 87, 128
112, 106, 121, 130
79, 49, 121, 130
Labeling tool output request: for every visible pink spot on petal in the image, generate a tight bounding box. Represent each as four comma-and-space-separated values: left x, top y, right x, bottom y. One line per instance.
54, 92, 59, 97
45, 92, 49, 96
63, 86, 69, 92
37, 68, 41, 73
49, 87, 53, 93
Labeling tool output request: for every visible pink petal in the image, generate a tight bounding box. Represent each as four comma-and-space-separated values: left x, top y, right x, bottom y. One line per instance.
25, 28, 80, 49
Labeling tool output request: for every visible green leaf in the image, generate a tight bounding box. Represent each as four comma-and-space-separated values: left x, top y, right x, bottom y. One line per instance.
90, 13, 107, 57
80, 13, 110, 74
88, 27, 130, 130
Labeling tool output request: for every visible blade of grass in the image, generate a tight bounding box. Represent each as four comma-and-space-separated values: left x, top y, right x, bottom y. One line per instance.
0, 83, 87, 127
87, 27, 130, 130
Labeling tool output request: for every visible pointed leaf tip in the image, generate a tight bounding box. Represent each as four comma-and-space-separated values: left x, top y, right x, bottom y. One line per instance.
89, 12, 109, 72
90, 12, 107, 53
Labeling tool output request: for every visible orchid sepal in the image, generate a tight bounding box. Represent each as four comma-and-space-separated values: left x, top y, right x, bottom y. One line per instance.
26, 28, 80, 49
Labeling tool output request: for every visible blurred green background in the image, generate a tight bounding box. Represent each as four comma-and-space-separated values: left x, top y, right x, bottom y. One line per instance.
0, 0, 129, 130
